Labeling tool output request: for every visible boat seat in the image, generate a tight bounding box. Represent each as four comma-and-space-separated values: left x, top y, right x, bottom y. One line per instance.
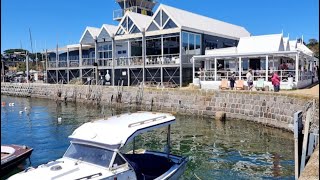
124, 154, 174, 180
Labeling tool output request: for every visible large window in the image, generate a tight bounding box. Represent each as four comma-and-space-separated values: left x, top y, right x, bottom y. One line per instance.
98, 42, 112, 59
182, 31, 201, 55
163, 35, 180, 55
131, 40, 142, 56
146, 37, 161, 55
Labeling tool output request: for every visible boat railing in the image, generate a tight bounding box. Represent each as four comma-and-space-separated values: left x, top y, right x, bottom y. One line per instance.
128, 115, 167, 128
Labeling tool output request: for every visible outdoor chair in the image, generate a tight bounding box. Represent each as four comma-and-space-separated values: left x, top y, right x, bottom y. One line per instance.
235, 80, 244, 90
219, 79, 229, 90
255, 78, 265, 91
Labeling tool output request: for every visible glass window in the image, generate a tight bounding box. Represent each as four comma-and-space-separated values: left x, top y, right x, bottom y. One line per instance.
147, 22, 159, 32
103, 45, 108, 51
121, 17, 127, 30
182, 32, 188, 54
128, 17, 134, 31
163, 19, 177, 29
162, 11, 169, 27
195, 35, 201, 55
64, 143, 114, 167
130, 25, 141, 34
112, 154, 126, 168
104, 52, 108, 59
189, 33, 195, 50
154, 11, 161, 26
108, 44, 112, 50
116, 28, 125, 35
99, 52, 103, 59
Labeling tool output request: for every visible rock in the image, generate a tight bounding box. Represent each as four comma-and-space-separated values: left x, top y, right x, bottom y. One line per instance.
215, 111, 226, 121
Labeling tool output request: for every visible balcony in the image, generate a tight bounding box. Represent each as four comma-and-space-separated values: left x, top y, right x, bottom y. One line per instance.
113, 9, 124, 21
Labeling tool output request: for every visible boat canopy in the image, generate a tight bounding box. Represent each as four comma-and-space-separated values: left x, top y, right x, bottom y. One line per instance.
69, 112, 175, 149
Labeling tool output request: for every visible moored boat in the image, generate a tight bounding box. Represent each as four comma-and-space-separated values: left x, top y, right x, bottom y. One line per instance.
8, 112, 188, 180
1, 144, 33, 177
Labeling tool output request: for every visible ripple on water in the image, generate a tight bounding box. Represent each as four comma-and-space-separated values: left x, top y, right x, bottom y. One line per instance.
1, 96, 295, 179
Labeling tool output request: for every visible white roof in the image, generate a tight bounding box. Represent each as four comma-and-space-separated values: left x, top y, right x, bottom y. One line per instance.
79, 26, 100, 43
289, 40, 297, 50
159, 4, 250, 39
101, 24, 118, 36
283, 37, 290, 51
237, 34, 285, 53
127, 12, 152, 31
205, 47, 237, 56
69, 112, 175, 148
297, 42, 314, 56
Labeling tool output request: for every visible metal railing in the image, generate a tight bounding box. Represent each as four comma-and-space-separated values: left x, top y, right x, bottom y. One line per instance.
196, 69, 298, 82
82, 58, 95, 66
98, 58, 113, 67
113, 9, 124, 20
48, 62, 57, 68
69, 60, 79, 67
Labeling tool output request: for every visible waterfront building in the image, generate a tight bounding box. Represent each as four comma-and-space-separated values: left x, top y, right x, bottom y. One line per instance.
45, 0, 250, 87
192, 34, 319, 90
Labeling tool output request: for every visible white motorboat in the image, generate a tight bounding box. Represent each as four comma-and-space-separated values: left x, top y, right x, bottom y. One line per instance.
9, 112, 188, 180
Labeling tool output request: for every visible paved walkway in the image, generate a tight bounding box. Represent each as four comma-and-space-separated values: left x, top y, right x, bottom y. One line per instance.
281, 84, 319, 98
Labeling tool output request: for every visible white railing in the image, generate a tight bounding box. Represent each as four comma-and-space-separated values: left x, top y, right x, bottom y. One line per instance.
69, 60, 79, 67
58, 61, 67, 68
48, 62, 57, 68
146, 54, 180, 65
82, 58, 95, 66
197, 69, 298, 82
98, 58, 112, 67
113, 9, 124, 20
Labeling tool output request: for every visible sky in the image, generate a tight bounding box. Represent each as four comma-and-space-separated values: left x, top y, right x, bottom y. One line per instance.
1, 0, 319, 53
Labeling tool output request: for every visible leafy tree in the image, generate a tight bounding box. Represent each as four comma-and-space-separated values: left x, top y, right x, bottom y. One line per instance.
306, 39, 319, 58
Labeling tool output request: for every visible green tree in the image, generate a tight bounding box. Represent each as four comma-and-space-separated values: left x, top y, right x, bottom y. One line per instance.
306, 39, 319, 58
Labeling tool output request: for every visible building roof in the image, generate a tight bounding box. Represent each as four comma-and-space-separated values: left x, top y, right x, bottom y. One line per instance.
101, 24, 118, 36
79, 26, 100, 44
289, 40, 297, 50
69, 112, 175, 148
127, 12, 152, 31
159, 4, 250, 39
237, 34, 285, 53
205, 47, 237, 56
297, 42, 314, 56
283, 37, 290, 51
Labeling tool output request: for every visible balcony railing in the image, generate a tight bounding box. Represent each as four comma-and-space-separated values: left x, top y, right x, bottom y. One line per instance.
197, 70, 298, 82
98, 58, 113, 67
58, 61, 67, 68
48, 62, 57, 68
70, 60, 79, 67
82, 58, 95, 66
113, 9, 124, 20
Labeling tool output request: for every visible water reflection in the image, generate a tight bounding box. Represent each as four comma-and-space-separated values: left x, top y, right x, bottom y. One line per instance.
1, 96, 294, 179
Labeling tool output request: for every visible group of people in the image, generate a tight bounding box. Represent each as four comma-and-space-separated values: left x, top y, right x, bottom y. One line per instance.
228, 69, 280, 92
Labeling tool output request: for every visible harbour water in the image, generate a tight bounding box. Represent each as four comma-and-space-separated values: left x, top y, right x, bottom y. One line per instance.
1, 95, 295, 179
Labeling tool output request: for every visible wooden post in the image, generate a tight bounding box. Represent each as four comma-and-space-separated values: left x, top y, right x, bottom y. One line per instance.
300, 108, 312, 173
294, 111, 303, 179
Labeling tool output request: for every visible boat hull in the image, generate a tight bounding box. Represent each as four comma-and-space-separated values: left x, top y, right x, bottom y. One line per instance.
1, 145, 33, 177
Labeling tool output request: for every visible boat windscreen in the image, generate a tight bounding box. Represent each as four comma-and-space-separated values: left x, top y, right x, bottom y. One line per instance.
64, 143, 114, 167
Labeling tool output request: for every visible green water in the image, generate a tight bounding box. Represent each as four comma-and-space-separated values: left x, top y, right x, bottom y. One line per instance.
1, 95, 294, 179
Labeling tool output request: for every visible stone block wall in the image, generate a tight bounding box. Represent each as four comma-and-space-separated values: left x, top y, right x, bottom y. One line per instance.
1, 83, 318, 132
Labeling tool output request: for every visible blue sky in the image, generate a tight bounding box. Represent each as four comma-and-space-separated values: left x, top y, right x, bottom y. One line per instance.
1, 0, 319, 52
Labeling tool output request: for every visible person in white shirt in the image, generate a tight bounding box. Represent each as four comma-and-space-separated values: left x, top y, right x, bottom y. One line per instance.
246, 69, 253, 90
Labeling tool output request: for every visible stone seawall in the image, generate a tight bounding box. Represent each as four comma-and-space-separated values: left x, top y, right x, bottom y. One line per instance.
1, 83, 319, 131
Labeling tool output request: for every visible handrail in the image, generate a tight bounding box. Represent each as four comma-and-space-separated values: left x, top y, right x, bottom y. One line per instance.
128, 115, 167, 128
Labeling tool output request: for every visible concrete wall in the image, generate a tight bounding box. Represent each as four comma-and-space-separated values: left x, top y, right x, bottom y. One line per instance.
1, 82, 318, 132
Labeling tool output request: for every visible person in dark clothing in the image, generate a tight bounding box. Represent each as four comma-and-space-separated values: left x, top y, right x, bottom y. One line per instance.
229, 73, 236, 90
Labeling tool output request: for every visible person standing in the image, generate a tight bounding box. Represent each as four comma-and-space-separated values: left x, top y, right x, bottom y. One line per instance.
271, 72, 280, 92
229, 73, 236, 90
246, 69, 253, 90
